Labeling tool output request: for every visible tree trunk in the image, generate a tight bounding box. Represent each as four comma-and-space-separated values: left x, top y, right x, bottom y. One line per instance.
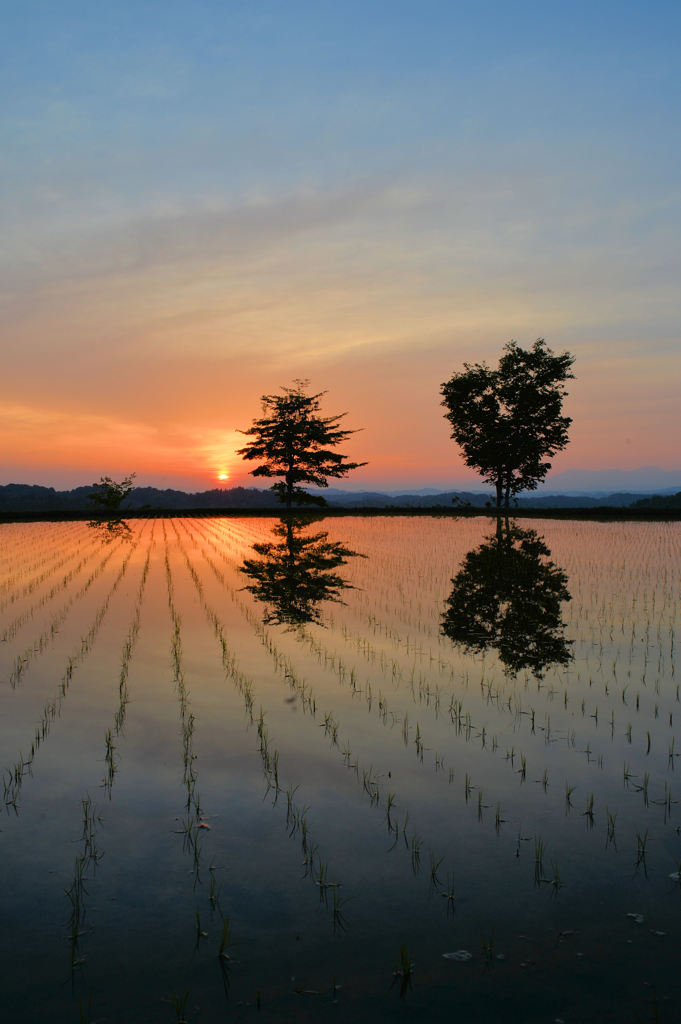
286, 463, 294, 510
495, 476, 503, 515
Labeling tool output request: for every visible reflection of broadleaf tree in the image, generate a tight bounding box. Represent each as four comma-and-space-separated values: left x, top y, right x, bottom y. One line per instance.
239, 517, 362, 626
441, 523, 572, 677
87, 518, 133, 543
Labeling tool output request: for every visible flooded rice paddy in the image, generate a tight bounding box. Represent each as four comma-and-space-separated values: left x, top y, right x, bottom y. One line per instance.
1, 514, 680, 1022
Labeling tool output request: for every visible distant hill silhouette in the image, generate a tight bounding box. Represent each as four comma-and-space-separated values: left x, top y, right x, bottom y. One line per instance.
630, 491, 681, 510
0, 483, 280, 512
1, 481, 680, 514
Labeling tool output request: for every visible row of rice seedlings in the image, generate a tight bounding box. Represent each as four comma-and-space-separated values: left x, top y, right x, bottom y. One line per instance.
67, 544, 155, 991
163, 525, 243, 1003
164, 527, 208, 884
1, 526, 148, 812
0, 521, 100, 613
0, 521, 81, 594
101, 537, 154, 796
166, 521, 350, 934
65, 795, 102, 971
1, 531, 109, 644
284, 577, 681, 888
7, 532, 131, 689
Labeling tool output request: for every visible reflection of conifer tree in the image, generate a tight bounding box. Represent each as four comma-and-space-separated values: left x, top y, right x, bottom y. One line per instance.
239, 517, 362, 626
441, 523, 572, 676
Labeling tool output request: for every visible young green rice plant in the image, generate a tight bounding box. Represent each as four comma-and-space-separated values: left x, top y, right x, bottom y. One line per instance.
208, 866, 223, 915
102, 728, 117, 797
392, 944, 414, 998
565, 782, 575, 813
550, 861, 562, 893
583, 793, 595, 827
534, 835, 546, 885
414, 722, 423, 761
385, 792, 396, 832
411, 833, 422, 874
332, 887, 350, 934
171, 990, 190, 1024
440, 870, 456, 914
429, 852, 444, 888
635, 828, 649, 874
606, 808, 618, 846
195, 909, 208, 950
285, 783, 300, 828
78, 992, 95, 1024
481, 933, 495, 968
218, 916, 236, 962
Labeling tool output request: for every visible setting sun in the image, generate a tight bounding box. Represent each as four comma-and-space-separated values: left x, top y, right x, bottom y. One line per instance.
218, 472, 229, 481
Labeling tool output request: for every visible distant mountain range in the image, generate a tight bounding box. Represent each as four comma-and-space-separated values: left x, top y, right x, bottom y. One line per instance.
1, 481, 680, 513
535, 466, 681, 495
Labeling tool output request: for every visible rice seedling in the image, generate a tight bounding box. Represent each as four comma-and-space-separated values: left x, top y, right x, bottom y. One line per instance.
481, 933, 495, 968
218, 917, 236, 962
411, 833, 423, 874
429, 852, 443, 887
534, 835, 546, 885
392, 944, 414, 998
550, 861, 562, 892
635, 828, 649, 873
564, 782, 575, 813
171, 990, 190, 1024
583, 793, 594, 826
385, 792, 396, 831
331, 888, 350, 934
606, 808, 618, 846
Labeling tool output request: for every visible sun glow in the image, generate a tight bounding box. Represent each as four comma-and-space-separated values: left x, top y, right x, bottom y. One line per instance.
218, 472, 229, 481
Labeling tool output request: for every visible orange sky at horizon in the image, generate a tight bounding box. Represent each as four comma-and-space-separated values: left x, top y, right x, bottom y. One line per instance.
2, 333, 680, 493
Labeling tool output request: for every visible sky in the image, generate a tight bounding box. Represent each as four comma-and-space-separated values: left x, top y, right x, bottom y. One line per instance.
2, 0, 680, 493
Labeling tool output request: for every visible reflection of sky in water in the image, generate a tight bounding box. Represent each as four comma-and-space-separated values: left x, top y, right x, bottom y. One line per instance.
1, 517, 680, 1021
